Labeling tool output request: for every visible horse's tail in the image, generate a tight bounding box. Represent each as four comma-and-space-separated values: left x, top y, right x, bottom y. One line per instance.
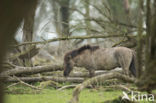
129, 51, 137, 77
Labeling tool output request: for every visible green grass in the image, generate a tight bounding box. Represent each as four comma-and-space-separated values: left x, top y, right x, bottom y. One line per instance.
5, 88, 122, 103
4, 88, 154, 103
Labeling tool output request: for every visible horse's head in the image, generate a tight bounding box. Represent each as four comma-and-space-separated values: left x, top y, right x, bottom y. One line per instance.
63, 44, 97, 77
63, 60, 73, 77
63, 54, 74, 77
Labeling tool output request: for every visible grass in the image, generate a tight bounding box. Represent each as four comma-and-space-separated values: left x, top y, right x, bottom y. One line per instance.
4, 86, 154, 103
5, 88, 122, 103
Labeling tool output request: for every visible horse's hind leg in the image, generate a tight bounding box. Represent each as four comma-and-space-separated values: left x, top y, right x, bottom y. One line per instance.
120, 59, 131, 76
123, 67, 130, 76
116, 52, 132, 76
124, 53, 134, 76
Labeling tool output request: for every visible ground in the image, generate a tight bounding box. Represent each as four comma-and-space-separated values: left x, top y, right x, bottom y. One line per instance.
4, 87, 153, 103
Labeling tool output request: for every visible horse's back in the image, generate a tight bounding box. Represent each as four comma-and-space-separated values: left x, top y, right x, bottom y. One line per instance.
91, 48, 119, 70
73, 50, 93, 68
92, 47, 133, 70
73, 46, 133, 71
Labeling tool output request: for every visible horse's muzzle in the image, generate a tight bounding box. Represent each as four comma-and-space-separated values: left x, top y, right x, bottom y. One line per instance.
63, 70, 69, 77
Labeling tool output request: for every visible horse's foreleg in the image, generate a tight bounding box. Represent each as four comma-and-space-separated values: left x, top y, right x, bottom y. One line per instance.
89, 69, 95, 77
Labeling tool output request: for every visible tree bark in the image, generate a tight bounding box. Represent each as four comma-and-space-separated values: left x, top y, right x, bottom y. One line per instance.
7, 76, 84, 83
137, 0, 156, 92
84, 0, 91, 43
16, 35, 134, 47
45, 69, 122, 77
60, 0, 70, 36
0, 1, 37, 103
59, 0, 71, 54
70, 72, 134, 103
1, 63, 122, 77
136, 0, 143, 78
9, 45, 39, 61
1, 64, 63, 77
22, 3, 37, 67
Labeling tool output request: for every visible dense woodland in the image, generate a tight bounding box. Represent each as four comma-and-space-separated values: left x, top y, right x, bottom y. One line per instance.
0, 0, 156, 103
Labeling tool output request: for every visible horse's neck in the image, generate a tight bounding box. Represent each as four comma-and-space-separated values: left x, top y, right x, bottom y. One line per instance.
72, 50, 92, 63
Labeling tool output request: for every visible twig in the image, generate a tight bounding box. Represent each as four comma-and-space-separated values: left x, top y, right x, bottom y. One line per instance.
2, 62, 16, 69
112, 37, 127, 47
58, 84, 77, 91
8, 45, 39, 61
6, 82, 20, 88
69, 72, 134, 103
104, 84, 131, 92
39, 80, 61, 89
12, 76, 41, 90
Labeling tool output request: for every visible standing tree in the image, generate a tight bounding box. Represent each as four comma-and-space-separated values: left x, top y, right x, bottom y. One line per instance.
84, 0, 91, 43
137, 0, 156, 91
22, 3, 38, 67
0, 0, 37, 103
51, 0, 71, 54
60, 0, 70, 37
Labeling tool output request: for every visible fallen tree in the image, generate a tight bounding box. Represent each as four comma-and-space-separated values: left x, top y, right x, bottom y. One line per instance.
1, 63, 122, 77
7, 76, 84, 83
44, 68, 122, 77
69, 72, 134, 103
0, 64, 63, 77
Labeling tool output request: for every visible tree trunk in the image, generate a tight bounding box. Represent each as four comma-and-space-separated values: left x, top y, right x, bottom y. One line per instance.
1, 64, 63, 76
137, 0, 156, 91
1, 63, 122, 77
84, 0, 91, 43
59, 0, 71, 54
22, 4, 37, 67
0, 1, 37, 103
7, 76, 84, 83
60, 0, 70, 36
44, 69, 122, 77
136, 0, 143, 78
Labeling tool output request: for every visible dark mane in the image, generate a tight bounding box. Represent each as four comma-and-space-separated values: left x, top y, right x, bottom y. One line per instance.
64, 45, 99, 62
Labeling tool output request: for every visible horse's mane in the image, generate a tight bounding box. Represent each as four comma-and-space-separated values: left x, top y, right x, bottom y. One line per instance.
64, 45, 99, 62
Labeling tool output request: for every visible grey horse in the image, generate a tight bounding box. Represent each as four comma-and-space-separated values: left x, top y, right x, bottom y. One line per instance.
63, 45, 136, 77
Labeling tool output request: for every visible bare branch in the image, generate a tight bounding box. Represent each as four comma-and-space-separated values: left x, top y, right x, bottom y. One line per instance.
8, 45, 39, 61
58, 84, 77, 91
6, 82, 20, 88
12, 76, 41, 90
15, 35, 135, 47
70, 72, 134, 103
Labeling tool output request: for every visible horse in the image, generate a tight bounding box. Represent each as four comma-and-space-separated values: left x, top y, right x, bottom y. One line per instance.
63, 45, 136, 77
